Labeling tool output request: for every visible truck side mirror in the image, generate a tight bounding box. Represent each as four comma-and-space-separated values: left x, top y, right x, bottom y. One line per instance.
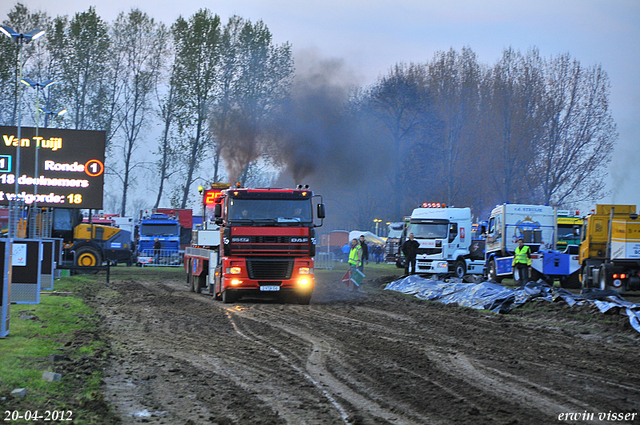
214, 204, 222, 218
317, 203, 326, 219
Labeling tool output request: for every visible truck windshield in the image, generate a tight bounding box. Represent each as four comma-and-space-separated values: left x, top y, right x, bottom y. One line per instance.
408, 223, 448, 239
228, 198, 313, 224
140, 224, 179, 236
558, 223, 580, 240
387, 224, 404, 239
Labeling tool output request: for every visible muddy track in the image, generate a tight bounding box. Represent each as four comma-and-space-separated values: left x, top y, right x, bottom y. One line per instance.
93, 271, 640, 424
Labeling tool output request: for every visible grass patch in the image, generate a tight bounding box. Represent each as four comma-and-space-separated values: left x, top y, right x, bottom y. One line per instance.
0, 276, 117, 425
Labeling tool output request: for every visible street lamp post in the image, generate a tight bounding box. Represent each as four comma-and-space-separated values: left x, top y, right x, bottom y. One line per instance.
1, 26, 45, 238
373, 218, 382, 236
22, 79, 58, 238
22, 79, 57, 199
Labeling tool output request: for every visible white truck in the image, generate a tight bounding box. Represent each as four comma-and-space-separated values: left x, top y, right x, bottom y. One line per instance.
407, 204, 485, 277
484, 204, 557, 282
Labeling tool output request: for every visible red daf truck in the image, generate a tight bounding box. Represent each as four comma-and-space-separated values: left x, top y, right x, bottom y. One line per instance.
184, 183, 325, 304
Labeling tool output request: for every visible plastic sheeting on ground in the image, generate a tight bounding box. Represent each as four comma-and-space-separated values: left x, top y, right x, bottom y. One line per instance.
384, 275, 640, 334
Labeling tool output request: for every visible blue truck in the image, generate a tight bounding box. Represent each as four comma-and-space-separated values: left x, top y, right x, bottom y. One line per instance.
137, 212, 181, 265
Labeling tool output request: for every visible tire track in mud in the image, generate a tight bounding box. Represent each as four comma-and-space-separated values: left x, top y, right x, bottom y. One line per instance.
222, 309, 352, 424
221, 301, 623, 425
103, 278, 353, 424
222, 305, 436, 425
315, 300, 640, 422
297, 303, 610, 420
220, 303, 517, 423
98, 271, 640, 424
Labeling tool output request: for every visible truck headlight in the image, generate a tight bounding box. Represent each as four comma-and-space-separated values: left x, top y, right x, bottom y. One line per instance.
299, 278, 310, 286
299, 267, 313, 275
226, 267, 242, 274
231, 279, 242, 286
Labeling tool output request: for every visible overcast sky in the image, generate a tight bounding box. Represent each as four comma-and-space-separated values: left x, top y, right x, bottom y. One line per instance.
2, 0, 639, 211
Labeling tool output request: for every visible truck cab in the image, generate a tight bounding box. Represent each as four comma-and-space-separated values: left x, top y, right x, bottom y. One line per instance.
137, 213, 181, 265
407, 203, 484, 277
384, 221, 406, 265
185, 184, 325, 304
556, 210, 582, 251
580, 204, 640, 293
485, 204, 556, 282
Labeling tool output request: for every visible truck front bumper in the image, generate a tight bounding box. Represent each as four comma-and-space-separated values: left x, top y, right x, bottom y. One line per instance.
415, 259, 449, 274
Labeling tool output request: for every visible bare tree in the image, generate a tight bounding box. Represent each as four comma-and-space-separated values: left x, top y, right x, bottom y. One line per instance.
213, 16, 294, 185
48, 7, 112, 134
153, 60, 178, 209
0, 4, 51, 126
426, 47, 483, 206
530, 53, 616, 206
480, 48, 545, 204
109, 9, 167, 216
364, 63, 435, 219
171, 9, 221, 208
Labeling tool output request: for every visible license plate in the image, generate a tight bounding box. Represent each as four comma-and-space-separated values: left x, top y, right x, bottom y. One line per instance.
260, 285, 280, 291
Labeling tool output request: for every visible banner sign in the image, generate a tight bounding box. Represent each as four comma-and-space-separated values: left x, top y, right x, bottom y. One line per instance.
0, 126, 106, 209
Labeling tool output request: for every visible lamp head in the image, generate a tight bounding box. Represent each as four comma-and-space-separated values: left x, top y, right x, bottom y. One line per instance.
0, 27, 45, 44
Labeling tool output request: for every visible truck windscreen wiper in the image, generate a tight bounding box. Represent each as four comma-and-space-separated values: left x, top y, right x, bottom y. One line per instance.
230, 218, 257, 225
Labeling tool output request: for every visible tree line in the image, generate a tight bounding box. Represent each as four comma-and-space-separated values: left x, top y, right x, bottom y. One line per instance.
1, 3, 616, 230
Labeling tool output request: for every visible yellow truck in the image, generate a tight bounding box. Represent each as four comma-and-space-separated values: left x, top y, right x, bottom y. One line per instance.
580, 204, 640, 293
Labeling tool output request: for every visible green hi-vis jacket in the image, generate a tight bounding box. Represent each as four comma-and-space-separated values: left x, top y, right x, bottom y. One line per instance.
349, 244, 362, 266
512, 245, 532, 266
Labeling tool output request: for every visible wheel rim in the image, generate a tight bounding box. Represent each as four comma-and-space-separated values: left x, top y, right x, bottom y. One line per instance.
599, 271, 607, 290
78, 253, 96, 267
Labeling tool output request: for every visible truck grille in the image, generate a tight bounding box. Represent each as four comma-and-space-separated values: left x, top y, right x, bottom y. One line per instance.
253, 236, 288, 243
230, 235, 310, 256
246, 259, 294, 280
417, 248, 443, 256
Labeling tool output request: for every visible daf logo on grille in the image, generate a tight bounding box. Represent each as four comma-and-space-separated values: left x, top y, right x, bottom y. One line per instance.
291, 237, 308, 243
232, 237, 250, 242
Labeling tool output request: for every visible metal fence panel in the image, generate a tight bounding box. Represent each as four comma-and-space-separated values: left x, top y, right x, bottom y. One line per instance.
138, 249, 184, 267
315, 252, 335, 270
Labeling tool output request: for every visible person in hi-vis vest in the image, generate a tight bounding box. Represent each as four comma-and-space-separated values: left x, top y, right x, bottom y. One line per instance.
348, 238, 362, 269
348, 238, 363, 291
512, 237, 532, 286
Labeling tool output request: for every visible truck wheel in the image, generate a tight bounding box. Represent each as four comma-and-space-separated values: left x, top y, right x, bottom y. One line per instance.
222, 290, 237, 304
454, 260, 466, 279
598, 266, 610, 291
193, 274, 205, 294
488, 260, 502, 283
75, 246, 102, 268
580, 264, 592, 289
187, 263, 195, 292
192, 274, 200, 293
